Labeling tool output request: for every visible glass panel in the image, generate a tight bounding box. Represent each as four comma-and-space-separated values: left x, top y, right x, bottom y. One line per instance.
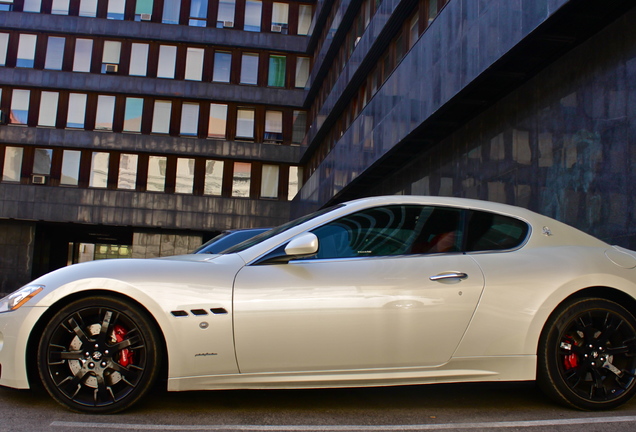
151, 100, 171, 134
295, 56, 310, 88
107, 0, 125, 19
0, 33, 8, 66
213, 51, 231, 82
67, 93, 87, 128
244, 0, 261, 32
208, 103, 227, 139
129, 43, 149, 76
51, 0, 69, 14
60, 150, 81, 186
288, 166, 301, 200
95, 95, 116, 131
102, 41, 121, 73
38, 91, 59, 127
264, 110, 283, 142
175, 158, 195, 194
17, 34, 37, 68
268, 55, 286, 87
465, 211, 530, 252
185, 47, 204, 81
240, 53, 259, 84
204, 160, 223, 195
298, 5, 312, 35
147, 156, 166, 192
428, 0, 438, 24
271, 2, 288, 33
232, 162, 250, 197
73, 39, 93, 72
10, 89, 30, 125
157, 45, 177, 79
162, 0, 180, 24
261, 164, 279, 198
292, 110, 306, 144
117, 153, 138, 189
180, 102, 199, 136
2, 147, 23, 182
135, 0, 152, 19
22, 0, 40, 12
236, 109, 254, 139
0, 0, 12, 11
189, 0, 208, 26
89, 152, 109, 188
217, 0, 235, 27
123, 97, 143, 132
79, 0, 97, 16
44, 37, 65, 70
33, 148, 52, 175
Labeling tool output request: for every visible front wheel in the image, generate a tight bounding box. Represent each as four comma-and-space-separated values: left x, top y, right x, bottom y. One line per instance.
37, 296, 161, 413
538, 297, 636, 410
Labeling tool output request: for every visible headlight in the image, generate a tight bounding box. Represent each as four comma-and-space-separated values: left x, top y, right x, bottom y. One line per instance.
0, 285, 44, 313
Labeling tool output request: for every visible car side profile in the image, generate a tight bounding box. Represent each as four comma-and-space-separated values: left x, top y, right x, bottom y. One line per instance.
0, 195, 634, 413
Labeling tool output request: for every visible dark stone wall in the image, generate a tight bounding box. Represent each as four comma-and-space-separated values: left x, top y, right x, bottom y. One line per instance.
0, 220, 35, 295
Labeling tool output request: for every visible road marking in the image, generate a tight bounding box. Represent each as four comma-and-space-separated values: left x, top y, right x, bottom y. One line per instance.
51, 416, 636, 430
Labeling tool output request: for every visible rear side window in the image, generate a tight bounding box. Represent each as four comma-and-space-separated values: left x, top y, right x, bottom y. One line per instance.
465, 211, 529, 252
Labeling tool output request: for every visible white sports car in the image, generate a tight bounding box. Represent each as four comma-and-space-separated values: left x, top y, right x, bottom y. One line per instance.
1, 196, 635, 413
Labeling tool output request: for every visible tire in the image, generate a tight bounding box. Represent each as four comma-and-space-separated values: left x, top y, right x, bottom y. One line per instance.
37, 296, 161, 413
538, 297, 636, 410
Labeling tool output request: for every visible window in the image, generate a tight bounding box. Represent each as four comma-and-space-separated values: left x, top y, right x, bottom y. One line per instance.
180, 102, 199, 136
60, 150, 81, 186
44, 37, 65, 70
67, 93, 87, 128
107, 0, 125, 19
295, 56, 310, 88
33, 148, 52, 175
102, 41, 121, 73
2, 147, 23, 182
0, 0, 12, 11
208, 103, 227, 139
135, 0, 152, 20
465, 211, 530, 252
0, 33, 8, 66
408, 11, 419, 48
123, 97, 143, 132
79, 0, 97, 17
51, 0, 69, 14
17, 34, 37, 68
204, 160, 223, 195
264, 110, 283, 143
217, 0, 235, 27
428, 0, 438, 24
22, 0, 40, 12
38, 91, 59, 127
147, 156, 166, 192
151, 100, 171, 134
232, 162, 251, 197
244, 0, 261, 31
117, 153, 138, 189
240, 53, 259, 84
175, 158, 195, 194
10, 89, 30, 125
236, 108, 254, 139
157, 45, 177, 79
268, 55, 286, 87
162, 0, 180, 24
271, 2, 289, 33
89, 152, 109, 188
73, 39, 93, 72
261, 164, 279, 198
288, 166, 301, 200
213, 51, 231, 82
298, 4, 312, 35
95, 95, 116, 131
292, 110, 306, 144
189, 0, 208, 26
129, 43, 149, 76
185, 47, 204, 81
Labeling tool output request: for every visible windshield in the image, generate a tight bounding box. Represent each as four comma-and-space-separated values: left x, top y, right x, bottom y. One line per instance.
221, 205, 344, 254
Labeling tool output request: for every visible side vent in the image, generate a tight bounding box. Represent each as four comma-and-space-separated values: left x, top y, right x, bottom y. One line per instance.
171, 310, 188, 317
210, 308, 228, 315
191, 309, 208, 316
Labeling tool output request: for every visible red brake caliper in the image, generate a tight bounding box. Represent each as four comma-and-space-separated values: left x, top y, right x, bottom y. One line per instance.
563, 336, 578, 370
113, 325, 133, 367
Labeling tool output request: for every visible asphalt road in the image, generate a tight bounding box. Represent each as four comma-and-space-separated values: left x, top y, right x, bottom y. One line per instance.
1, 381, 636, 431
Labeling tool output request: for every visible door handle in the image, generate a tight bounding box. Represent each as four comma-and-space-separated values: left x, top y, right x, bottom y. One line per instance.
429, 272, 468, 281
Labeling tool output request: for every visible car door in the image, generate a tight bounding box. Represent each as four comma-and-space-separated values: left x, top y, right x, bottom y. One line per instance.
232, 205, 486, 373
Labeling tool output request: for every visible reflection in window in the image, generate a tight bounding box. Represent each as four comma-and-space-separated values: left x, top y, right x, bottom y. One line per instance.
95, 95, 116, 131
288, 166, 302, 200
180, 102, 199, 136
2, 147, 23, 182
38, 91, 59, 127
33, 148, 52, 175
79, 0, 97, 17
236, 108, 254, 139
208, 103, 227, 139
268, 55, 286, 87
240, 53, 259, 84
17, 34, 37, 68
185, 48, 204, 81
295, 57, 310, 88
271, 2, 289, 33
51, 0, 69, 14
176, 158, 195, 194
157, 45, 177, 79
189, 0, 208, 26
67, 93, 87, 128
10, 89, 30, 125
23, 0, 41, 12
147, 155, 167, 192
244, 0, 261, 32
73, 39, 93, 72
0, 33, 8, 66
217, 0, 235, 27
45, 37, 65, 70
298, 4, 312, 35
135, 0, 152, 20
151, 100, 171, 134
213, 51, 231, 82
232, 162, 251, 197
89, 152, 109, 188
129, 43, 149, 76
102, 41, 121, 73
162, 0, 180, 24
204, 160, 223, 195
261, 164, 279, 198
264, 110, 283, 143
123, 97, 143, 132
117, 153, 138, 189
107, 0, 125, 19
60, 150, 81, 186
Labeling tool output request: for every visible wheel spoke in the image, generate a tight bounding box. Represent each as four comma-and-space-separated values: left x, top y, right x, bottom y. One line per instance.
67, 316, 92, 345
97, 310, 115, 345
49, 350, 84, 362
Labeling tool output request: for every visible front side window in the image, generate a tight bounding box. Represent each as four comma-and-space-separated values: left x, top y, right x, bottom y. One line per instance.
268, 55, 286, 87
271, 2, 288, 33
33, 148, 52, 175
79, 0, 97, 17
240, 53, 259, 84
217, 0, 235, 27
135, 0, 152, 20
244, 0, 261, 31
45, 37, 65, 70
17, 34, 37, 68
73, 39, 93, 72
264, 110, 283, 143
51, 0, 69, 14
236, 108, 254, 139
60, 150, 81, 186
295, 57, 310, 88
2, 147, 23, 182
157, 45, 177, 79
67, 93, 87, 128
129, 43, 149, 76
232, 162, 251, 197
123, 97, 143, 132
151, 100, 171, 134
89, 152, 109, 188
204, 159, 223, 195
208, 103, 227, 139
180, 102, 199, 136
185, 48, 204, 81
213, 51, 232, 82
189, 0, 208, 26
107, 0, 125, 19
147, 155, 166, 192
102, 41, 121, 73
117, 153, 138, 189
22, 0, 41, 12
10, 89, 30, 125
162, 0, 180, 24
298, 4, 312, 35
261, 164, 279, 199
95, 95, 116, 131
38, 91, 59, 127
175, 158, 195, 194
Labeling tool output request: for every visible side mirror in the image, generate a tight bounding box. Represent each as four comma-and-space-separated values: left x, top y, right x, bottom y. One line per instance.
285, 233, 319, 257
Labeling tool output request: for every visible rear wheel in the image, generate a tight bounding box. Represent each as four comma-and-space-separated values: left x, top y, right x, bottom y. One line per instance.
538, 297, 636, 410
37, 296, 161, 413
